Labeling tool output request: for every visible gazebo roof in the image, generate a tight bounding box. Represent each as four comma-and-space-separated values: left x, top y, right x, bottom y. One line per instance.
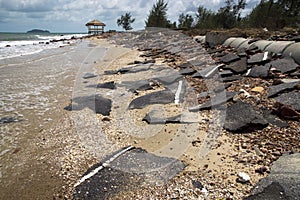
85, 19, 106, 26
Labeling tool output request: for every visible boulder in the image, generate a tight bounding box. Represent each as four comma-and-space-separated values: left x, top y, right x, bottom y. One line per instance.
274, 91, 300, 111
128, 89, 175, 109
268, 81, 300, 98
189, 91, 236, 112
223, 57, 248, 74
74, 147, 185, 200
268, 58, 299, 74
65, 95, 112, 116
224, 100, 268, 132
245, 153, 300, 200
220, 53, 240, 64
247, 65, 271, 78
205, 31, 232, 47
247, 52, 271, 65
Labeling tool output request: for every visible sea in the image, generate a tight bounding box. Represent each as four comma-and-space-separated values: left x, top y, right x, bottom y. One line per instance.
0, 32, 88, 59
0, 32, 105, 157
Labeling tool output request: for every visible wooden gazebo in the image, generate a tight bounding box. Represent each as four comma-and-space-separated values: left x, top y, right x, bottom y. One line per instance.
85, 19, 106, 35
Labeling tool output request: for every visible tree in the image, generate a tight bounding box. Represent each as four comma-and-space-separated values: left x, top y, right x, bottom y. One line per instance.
195, 6, 216, 29
117, 12, 135, 31
145, 0, 170, 27
178, 13, 194, 29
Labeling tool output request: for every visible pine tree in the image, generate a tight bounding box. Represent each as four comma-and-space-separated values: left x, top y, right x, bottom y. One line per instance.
178, 13, 194, 29
145, 0, 169, 28
117, 12, 135, 31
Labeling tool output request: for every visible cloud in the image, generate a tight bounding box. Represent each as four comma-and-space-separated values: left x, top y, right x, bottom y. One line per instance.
0, 0, 260, 32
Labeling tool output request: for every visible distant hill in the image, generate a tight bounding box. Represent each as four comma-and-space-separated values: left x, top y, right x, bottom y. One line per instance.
27, 29, 50, 34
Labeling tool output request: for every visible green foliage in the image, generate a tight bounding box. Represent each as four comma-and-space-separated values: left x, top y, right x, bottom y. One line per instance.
117, 12, 135, 31
194, 0, 247, 29
178, 13, 194, 29
145, 0, 170, 28
246, 0, 300, 29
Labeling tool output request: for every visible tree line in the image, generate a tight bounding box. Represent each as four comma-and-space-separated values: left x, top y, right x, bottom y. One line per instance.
117, 0, 299, 31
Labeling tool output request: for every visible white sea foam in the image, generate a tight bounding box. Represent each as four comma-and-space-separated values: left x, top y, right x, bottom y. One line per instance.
0, 33, 87, 60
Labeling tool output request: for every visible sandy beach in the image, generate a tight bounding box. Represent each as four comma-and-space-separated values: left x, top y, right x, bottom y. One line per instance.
1, 30, 299, 199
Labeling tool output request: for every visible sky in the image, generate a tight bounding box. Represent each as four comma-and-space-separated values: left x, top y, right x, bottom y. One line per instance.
0, 0, 260, 33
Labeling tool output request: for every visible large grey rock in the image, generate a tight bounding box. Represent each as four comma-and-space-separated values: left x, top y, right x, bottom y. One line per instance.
224, 58, 248, 74
224, 101, 268, 132
247, 65, 271, 78
189, 91, 236, 112
192, 65, 220, 79
128, 89, 175, 109
179, 67, 196, 75
205, 32, 232, 47
268, 58, 299, 74
245, 153, 300, 200
268, 81, 300, 98
74, 147, 185, 200
83, 73, 98, 79
247, 52, 271, 65
220, 53, 240, 64
154, 74, 182, 85
274, 91, 300, 111
65, 95, 112, 116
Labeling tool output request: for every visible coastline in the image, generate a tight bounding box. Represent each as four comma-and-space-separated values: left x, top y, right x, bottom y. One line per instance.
1, 30, 299, 199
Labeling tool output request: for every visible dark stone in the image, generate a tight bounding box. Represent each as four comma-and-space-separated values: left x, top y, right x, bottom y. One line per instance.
220, 53, 240, 64
244, 182, 288, 200
0, 117, 18, 124
273, 102, 300, 120
86, 81, 116, 89
245, 153, 300, 200
189, 92, 236, 112
64, 95, 112, 116
74, 147, 185, 200
191, 65, 219, 79
178, 62, 193, 69
179, 67, 196, 75
154, 74, 182, 85
105, 64, 151, 75
219, 70, 234, 77
247, 52, 271, 65
128, 89, 175, 109
188, 60, 207, 68
224, 101, 268, 132
212, 52, 226, 59
247, 65, 271, 78
221, 75, 242, 82
268, 81, 300, 98
208, 48, 226, 54
96, 82, 116, 89
268, 58, 299, 74
143, 112, 181, 124
205, 32, 231, 47
83, 73, 98, 79
224, 58, 248, 74
237, 48, 247, 57
142, 59, 156, 64
192, 180, 204, 190
274, 91, 300, 111
119, 80, 156, 92
262, 109, 289, 128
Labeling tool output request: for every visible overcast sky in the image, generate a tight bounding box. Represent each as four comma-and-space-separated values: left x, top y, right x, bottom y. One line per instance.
0, 0, 260, 33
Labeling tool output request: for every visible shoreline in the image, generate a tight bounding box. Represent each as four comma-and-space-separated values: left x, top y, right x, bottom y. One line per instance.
1, 29, 299, 199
